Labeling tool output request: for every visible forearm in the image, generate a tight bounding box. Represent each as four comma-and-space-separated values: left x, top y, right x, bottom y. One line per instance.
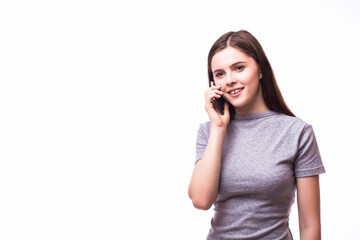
300, 225, 321, 240
188, 126, 226, 210
297, 176, 322, 240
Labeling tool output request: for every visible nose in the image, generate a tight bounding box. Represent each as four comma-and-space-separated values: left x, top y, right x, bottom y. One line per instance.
226, 72, 236, 85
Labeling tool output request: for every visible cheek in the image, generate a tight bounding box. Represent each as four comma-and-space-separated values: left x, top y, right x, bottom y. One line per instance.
214, 80, 225, 87
243, 71, 259, 86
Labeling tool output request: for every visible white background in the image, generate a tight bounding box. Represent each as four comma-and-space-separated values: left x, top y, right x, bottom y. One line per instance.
0, 0, 359, 239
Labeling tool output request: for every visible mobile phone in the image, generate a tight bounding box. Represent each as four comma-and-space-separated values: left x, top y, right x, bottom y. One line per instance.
211, 81, 225, 115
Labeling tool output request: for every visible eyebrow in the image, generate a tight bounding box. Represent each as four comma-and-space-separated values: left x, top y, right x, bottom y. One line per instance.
213, 61, 247, 73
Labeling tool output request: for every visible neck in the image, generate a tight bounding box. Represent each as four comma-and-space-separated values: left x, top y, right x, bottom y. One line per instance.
235, 84, 269, 114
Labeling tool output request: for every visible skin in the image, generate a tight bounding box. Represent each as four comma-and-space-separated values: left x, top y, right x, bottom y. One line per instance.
210, 46, 268, 115
188, 46, 321, 239
297, 176, 322, 240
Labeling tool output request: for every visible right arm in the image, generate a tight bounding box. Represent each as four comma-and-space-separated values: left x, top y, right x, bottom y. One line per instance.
188, 83, 229, 210
188, 126, 227, 210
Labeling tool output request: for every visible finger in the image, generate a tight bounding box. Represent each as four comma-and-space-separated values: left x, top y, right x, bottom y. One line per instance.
207, 93, 222, 103
209, 81, 221, 90
207, 89, 223, 96
223, 101, 230, 117
208, 90, 223, 98
208, 86, 221, 92
205, 86, 221, 95
205, 94, 222, 107
205, 91, 223, 102
224, 101, 229, 111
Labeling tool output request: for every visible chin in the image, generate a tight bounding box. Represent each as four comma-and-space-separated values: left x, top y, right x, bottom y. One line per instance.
229, 100, 247, 109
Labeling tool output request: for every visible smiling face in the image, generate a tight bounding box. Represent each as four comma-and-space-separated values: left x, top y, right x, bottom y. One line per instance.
211, 46, 269, 114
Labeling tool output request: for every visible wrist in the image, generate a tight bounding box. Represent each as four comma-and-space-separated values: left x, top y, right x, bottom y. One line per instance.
210, 125, 227, 135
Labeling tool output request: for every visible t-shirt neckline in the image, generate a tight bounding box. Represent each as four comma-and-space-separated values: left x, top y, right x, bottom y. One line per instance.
233, 110, 277, 121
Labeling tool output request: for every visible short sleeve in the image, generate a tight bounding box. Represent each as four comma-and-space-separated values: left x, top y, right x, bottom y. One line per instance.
294, 124, 325, 177
195, 123, 210, 164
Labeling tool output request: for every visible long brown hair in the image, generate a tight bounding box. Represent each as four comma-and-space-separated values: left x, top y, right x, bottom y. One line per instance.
207, 30, 295, 118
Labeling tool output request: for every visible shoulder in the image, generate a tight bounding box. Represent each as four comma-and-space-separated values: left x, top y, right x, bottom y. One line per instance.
197, 121, 211, 136
196, 121, 211, 139
273, 112, 308, 127
199, 120, 211, 129
269, 112, 314, 137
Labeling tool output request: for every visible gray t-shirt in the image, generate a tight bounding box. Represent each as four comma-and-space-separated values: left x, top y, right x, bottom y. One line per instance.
195, 111, 325, 240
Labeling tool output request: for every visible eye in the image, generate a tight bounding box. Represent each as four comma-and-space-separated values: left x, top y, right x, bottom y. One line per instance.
214, 72, 224, 78
235, 66, 244, 71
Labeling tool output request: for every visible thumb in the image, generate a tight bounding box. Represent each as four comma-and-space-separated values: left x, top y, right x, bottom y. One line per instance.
223, 101, 230, 117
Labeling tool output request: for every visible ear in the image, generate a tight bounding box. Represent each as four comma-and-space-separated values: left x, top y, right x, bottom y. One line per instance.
259, 72, 263, 79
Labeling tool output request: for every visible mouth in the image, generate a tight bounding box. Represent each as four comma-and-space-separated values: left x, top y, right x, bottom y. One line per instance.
228, 87, 244, 95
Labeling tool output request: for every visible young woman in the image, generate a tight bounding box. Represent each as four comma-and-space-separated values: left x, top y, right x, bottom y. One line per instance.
188, 30, 325, 240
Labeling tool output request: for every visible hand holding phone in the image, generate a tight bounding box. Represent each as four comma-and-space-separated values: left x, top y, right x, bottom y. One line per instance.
204, 81, 230, 127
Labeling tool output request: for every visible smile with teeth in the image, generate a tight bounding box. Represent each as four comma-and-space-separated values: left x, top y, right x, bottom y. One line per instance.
229, 88, 244, 94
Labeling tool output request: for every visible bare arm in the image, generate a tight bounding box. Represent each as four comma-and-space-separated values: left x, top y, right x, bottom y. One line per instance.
188, 126, 226, 210
188, 83, 229, 210
297, 175, 321, 240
